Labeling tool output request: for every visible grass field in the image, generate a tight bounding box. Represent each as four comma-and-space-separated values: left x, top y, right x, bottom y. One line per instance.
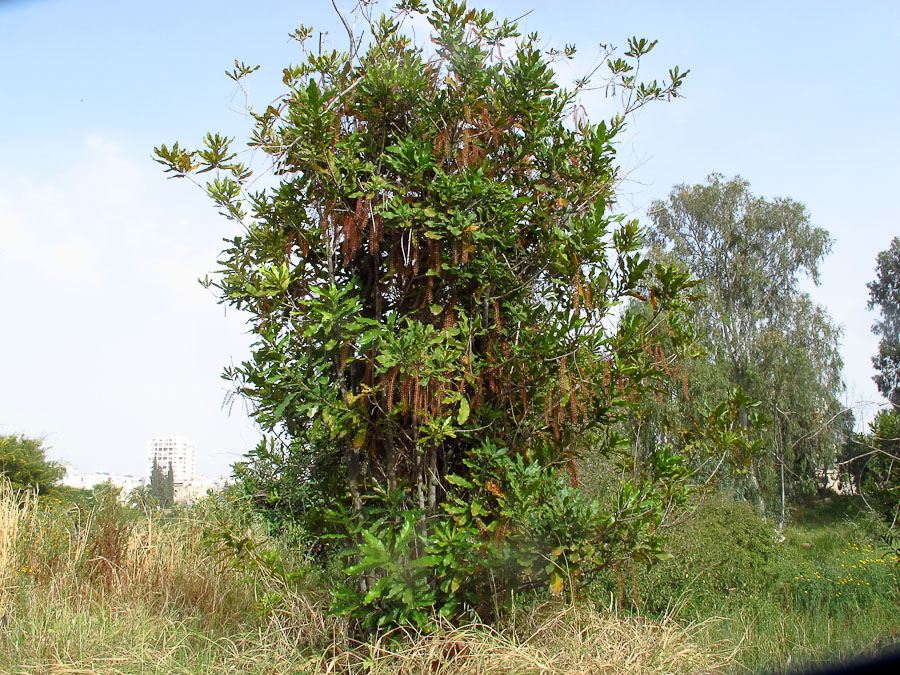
1, 481, 897, 673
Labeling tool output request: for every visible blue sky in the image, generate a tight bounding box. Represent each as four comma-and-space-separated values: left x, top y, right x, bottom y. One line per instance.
2, 0, 898, 478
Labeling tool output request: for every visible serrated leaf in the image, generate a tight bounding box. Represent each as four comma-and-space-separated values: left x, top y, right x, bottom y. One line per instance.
424, 231, 443, 240
430, 304, 443, 315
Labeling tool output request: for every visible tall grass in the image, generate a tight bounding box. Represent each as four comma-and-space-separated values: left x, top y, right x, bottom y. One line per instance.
0, 480, 732, 674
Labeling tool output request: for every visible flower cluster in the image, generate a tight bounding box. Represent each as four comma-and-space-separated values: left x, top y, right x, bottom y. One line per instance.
790, 541, 898, 600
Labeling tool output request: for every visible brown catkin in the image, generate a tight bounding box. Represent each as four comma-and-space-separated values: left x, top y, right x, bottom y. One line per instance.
386, 368, 397, 412
566, 457, 579, 487
569, 382, 578, 423
370, 214, 380, 255
543, 391, 552, 427
401, 376, 411, 413
429, 240, 441, 278
443, 309, 456, 329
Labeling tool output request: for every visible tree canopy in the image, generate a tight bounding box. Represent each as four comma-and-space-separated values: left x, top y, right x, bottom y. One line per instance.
645, 175, 848, 513
868, 237, 900, 407
0, 433, 64, 495
152, 0, 766, 629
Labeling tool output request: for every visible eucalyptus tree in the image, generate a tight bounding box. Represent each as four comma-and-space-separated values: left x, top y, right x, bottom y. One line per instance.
645, 175, 847, 512
848, 237, 900, 528
868, 237, 900, 407
153, 0, 740, 627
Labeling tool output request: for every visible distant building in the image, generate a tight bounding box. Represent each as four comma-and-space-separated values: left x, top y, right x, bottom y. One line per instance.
175, 475, 230, 505
59, 464, 143, 501
146, 436, 195, 486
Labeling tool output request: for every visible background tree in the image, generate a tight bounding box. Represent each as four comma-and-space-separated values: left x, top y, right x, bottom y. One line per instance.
165, 462, 175, 506
154, 0, 744, 628
127, 484, 158, 510
0, 433, 64, 495
844, 237, 900, 528
645, 174, 848, 514
148, 458, 173, 508
868, 237, 900, 407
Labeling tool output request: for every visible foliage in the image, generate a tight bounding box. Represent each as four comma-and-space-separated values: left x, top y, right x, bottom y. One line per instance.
636, 494, 777, 614
126, 483, 158, 510
326, 437, 695, 629
685, 496, 900, 673
845, 411, 900, 529
150, 0, 756, 627
868, 237, 900, 406
3, 481, 898, 674
840, 238, 900, 530
644, 174, 849, 512
0, 433, 64, 495
149, 457, 174, 508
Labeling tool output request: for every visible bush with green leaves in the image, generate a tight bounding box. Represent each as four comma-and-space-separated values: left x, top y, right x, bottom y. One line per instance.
154, 0, 763, 628
635, 494, 777, 614
0, 433, 64, 496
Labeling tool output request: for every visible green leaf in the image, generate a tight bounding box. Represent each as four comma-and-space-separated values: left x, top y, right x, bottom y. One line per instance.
445, 474, 474, 489
549, 573, 564, 596
457, 397, 470, 425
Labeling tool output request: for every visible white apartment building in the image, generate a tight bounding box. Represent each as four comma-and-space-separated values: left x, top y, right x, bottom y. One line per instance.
59, 463, 144, 501
145, 436, 195, 486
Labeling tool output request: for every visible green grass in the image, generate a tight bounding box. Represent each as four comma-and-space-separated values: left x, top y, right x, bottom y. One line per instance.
635, 494, 900, 673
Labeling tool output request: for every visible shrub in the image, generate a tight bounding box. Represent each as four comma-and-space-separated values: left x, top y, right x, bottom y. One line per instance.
150, 0, 765, 629
636, 494, 777, 614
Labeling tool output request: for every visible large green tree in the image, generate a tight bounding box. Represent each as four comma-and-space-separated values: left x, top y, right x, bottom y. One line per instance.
868, 237, 900, 406
0, 434, 64, 495
154, 0, 745, 627
846, 237, 900, 528
645, 175, 848, 513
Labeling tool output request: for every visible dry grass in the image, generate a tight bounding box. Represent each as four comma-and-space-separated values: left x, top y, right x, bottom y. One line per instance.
325, 605, 731, 674
0, 482, 31, 619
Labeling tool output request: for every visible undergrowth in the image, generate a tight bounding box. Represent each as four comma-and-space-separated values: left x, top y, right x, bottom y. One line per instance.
2, 481, 898, 673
